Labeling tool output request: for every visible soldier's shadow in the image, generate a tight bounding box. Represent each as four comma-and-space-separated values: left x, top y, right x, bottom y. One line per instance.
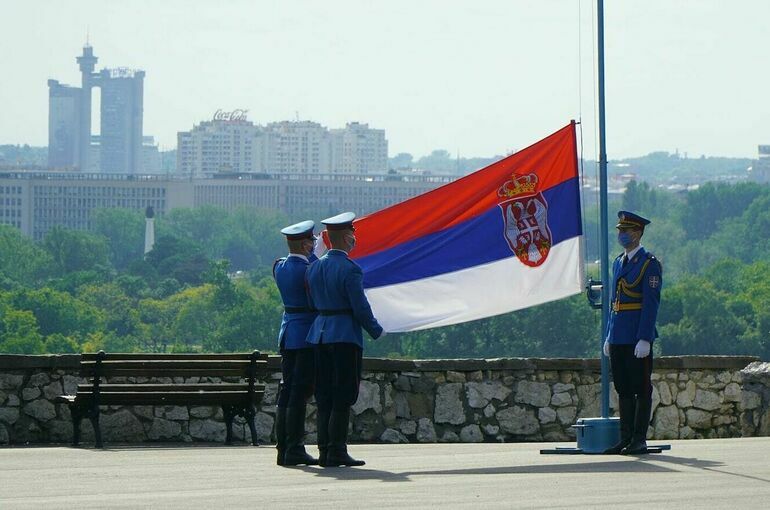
287, 465, 412, 483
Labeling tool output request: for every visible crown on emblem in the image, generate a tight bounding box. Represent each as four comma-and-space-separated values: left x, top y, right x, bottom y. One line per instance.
498, 173, 538, 198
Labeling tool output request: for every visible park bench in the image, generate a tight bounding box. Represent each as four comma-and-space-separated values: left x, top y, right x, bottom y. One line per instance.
55, 350, 268, 448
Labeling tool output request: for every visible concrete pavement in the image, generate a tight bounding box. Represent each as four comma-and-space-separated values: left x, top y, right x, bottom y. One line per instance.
1, 438, 769, 509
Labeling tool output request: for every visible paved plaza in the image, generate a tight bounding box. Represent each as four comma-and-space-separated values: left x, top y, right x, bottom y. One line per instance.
1, 437, 769, 509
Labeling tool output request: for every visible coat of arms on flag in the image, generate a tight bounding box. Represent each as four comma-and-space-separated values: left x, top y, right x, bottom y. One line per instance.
498, 173, 552, 267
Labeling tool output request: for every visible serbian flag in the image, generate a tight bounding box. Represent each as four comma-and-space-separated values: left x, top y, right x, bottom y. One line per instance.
321, 122, 583, 332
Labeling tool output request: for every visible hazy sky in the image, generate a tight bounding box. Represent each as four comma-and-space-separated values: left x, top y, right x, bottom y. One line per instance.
2, 0, 768, 160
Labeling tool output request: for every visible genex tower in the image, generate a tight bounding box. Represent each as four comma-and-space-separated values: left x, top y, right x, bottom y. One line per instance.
48, 45, 145, 173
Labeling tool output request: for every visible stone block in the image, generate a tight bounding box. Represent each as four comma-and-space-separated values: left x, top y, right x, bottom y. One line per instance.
189, 419, 227, 442
0, 424, 8, 444
552, 383, 575, 393
101, 410, 145, 441
460, 424, 484, 442
723, 383, 741, 402
380, 428, 409, 444
411, 376, 436, 394
434, 383, 464, 425
164, 406, 190, 421
653, 405, 679, 440
28, 373, 51, 387
394, 375, 411, 392
0, 407, 20, 425
686, 409, 712, 429
676, 381, 696, 408
551, 392, 572, 407
61, 375, 79, 395
253, 412, 274, 444
679, 425, 695, 439
398, 419, 417, 435
23, 399, 56, 422
148, 418, 182, 440
393, 392, 410, 419
693, 390, 722, 411
483, 424, 500, 436
657, 381, 673, 406
559, 372, 574, 384
446, 371, 465, 383
439, 430, 460, 443
538, 407, 557, 424
514, 380, 551, 407
352, 380, 382, 415
189, 406, 215, 419
42, 381, 63, 400
133, 406, 154, 421
497, 406, 539, 435
740, 391, 762, 411
483, 404, 496, 418
22, 387, 41, 401
466, 381, 511, 409
416, 418, 437, 443
556, 406, 577, 425
0, 374, 24, 390
468, 371, 484, 382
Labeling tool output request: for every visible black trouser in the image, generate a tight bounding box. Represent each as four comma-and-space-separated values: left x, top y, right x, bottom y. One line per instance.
277, 347, 315, 408
609, 344, 653, 399
314, 343, 363, 413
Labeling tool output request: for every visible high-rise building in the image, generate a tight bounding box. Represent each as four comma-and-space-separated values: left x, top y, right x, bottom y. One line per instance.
177, 116, 267, 177
264, 121, 331, 174
98, 67, 145, 173
176, 118, 388, 175
47, 45, 145, 173
330, 122, 388, 174
47, 80, 82, 169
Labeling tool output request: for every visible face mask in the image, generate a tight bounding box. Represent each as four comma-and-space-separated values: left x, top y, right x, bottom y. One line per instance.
617, 232, 634, 248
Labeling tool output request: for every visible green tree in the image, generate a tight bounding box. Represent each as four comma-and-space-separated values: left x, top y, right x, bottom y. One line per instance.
43, 227, 111, 273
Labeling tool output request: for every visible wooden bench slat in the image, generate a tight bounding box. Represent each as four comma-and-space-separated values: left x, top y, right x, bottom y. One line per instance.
81, 353, 269, 361
76, 384, 253, 392
69, 392, 263, 406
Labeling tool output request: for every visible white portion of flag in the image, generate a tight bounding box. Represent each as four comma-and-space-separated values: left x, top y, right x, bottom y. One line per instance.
364, 236, 584, 332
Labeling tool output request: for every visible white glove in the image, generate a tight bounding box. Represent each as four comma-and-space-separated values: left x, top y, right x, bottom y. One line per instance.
634, 340, 651, 358
603, 339, 610, 357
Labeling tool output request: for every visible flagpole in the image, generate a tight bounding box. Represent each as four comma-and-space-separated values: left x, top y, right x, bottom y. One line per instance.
597, 0, 610, 420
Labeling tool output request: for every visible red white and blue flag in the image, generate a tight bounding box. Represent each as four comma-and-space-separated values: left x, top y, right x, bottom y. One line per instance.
319, 122, 584, 332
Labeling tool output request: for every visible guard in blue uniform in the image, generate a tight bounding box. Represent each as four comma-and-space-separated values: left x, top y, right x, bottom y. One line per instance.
603, 211, 662, 455
273, 220, 319, 466
305, 212, 385, 467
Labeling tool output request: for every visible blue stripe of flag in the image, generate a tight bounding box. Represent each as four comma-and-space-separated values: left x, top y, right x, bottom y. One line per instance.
358, 177, 582, 289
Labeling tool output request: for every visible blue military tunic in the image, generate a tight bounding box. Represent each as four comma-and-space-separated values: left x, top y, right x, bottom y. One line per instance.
305, 250, 383, 347
605, 247, 662, 345
273, 253, 318, 350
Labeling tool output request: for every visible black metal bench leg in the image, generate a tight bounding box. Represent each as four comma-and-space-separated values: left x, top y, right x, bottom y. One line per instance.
246, 406, 259, 446
90, 407, 103, 448
223, 406, 234, 445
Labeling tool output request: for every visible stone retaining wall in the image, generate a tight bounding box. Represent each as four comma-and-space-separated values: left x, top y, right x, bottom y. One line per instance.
0, 355, 767, 445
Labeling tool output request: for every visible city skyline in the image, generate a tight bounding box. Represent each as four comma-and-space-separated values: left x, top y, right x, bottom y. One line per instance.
1, 1, 769, 160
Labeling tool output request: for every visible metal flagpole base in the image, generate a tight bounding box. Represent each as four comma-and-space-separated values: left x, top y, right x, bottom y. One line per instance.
539, 416, 672, 455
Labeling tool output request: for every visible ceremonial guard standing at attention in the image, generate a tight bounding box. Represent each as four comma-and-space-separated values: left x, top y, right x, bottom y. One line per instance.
603, 211, 663, 455
273, 220, 319, 466
305, 212, 385, 467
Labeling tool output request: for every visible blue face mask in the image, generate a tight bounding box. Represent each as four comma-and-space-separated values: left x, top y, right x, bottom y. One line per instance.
617, 232, 634, 248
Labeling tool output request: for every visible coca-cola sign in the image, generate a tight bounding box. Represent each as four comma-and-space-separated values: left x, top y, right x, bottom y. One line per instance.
213, 109, 249, 122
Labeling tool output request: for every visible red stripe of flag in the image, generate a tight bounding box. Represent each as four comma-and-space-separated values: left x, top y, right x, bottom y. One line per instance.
350, 122, 578, 259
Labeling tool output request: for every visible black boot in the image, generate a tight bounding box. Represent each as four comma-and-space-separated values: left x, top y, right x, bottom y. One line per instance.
622, 397, 652, 455
603, 397, 635, 454
324, 408, 365, 467
284, 405, 319, 466
317, 408, 330, 467
275, 407, 287, 466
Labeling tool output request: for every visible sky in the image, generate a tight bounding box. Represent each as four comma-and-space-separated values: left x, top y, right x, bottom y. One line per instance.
1, 0, 768, 160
